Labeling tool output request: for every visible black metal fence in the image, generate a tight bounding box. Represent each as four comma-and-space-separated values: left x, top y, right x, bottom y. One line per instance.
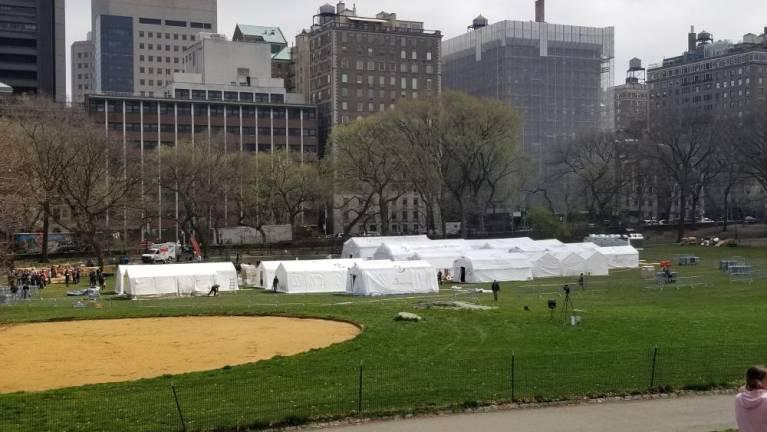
1, 344, 763, 432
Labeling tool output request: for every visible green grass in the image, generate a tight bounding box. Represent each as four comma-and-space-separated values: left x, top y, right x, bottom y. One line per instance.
1, 245, 766, 431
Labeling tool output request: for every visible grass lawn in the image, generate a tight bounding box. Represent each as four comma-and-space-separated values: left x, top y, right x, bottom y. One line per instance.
0, 245, 766, 431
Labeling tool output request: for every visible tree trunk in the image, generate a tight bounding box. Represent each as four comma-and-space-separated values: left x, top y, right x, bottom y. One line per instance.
722, 186, 732, 232
379, 195, 390, 236
677, 191, 687, 243
40, 200, 50, 263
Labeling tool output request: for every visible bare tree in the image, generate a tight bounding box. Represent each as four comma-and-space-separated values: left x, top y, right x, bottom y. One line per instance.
54, 115, 141, 268
646, 112, 717, 241
0, 117, 30, 271
554, 131, 628, 223
159, 142, 239, 257
7, 96, 78, 262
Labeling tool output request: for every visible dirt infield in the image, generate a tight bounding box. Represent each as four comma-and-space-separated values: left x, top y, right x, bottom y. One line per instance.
0, 316, 360, 393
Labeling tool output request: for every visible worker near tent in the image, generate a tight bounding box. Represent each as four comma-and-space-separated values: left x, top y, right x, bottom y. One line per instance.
272, 276, 280, 293
491, 280, 500, 302
208, 284, 220, 297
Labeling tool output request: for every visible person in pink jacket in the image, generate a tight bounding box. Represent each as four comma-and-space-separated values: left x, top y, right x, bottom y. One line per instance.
736, 366, 767, 432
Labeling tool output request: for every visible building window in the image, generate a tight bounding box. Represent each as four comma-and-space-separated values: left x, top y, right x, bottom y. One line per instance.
411, 51, 417, 60
426, 51, 432, 61
341, 73, 348, 83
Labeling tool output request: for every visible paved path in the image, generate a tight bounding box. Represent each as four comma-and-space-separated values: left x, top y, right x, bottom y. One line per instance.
326, 395, 735, 432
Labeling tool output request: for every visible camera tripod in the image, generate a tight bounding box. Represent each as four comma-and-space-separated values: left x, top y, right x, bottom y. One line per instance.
559, 288, 576, 324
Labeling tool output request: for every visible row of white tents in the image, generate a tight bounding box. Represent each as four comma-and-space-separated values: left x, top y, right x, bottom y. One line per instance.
114, 262, 240, 297
340, 236, 640, 284
241, 259, 439, 296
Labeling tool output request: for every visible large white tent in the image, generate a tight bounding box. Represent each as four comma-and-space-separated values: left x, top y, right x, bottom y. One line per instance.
548, 247, 587, 277
598, 245, 640, 269
341, 235, 429, 259
373, 242, 423, 261
452, 250, 533, 283
347, 260, 439, 296
482, 237, 538, 251
536, 239, 565, 249
253, 261, 284, 288
566, 244, 610, 276
274, 259, 363, 294
524, 252, 562, 279
116, 263, 239, 297
410, 247, 466, 276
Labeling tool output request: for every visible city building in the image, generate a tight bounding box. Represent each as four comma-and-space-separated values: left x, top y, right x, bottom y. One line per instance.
441, 2, 615, 177
232, 25, 295, 91
294, 2, 443, 235
85, 33, 318, 243
612, 58, 648, 136
81, 0, 217, 97
71, 34, 95, 103
0, 0, 66, 102
647, 26, 767, 120
295, 2, 443, 156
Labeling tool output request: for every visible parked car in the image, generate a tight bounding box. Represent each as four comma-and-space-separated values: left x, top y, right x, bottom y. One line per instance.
744, 216, 759, 225
699, 217, 715, 224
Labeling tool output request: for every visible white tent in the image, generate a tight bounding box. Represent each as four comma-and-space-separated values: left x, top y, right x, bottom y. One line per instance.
452, 250, 533, 283
347, 260, 439, 296
566, 244, 610, 276
116, 263, 239, 297
524, 252, 562, 279
599, 246, 640, 269
274, 259, 363, 294
240, 264, 259, 287
253, 261, 284, 288
548, 247, 587, 277
341, 235, 429, 259
536, 239, 565, 249
410, 247, 466, 275
373, 242, 423, 261
482, 237, 538, 251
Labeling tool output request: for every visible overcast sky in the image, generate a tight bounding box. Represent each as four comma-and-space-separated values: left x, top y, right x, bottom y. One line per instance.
65, 0, 767, 98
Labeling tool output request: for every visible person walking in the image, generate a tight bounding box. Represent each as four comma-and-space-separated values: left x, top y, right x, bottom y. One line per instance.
491, 280, 500, 302
21, 283, 29, 299
64, 271, 70, 287
437, 271, 443, 284
735, 365, 767, 432
272, 276, 280, 293
578, 273, 585, 290
97, 271, 105, 288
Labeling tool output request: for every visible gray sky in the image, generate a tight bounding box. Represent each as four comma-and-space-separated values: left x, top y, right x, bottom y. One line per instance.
65, 0, 767, 98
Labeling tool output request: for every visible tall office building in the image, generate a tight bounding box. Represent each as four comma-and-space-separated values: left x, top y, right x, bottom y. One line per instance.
294, 2, 442, 235
441, 2, 614, 176
295, 2, 442, 157
71, 34, 95, 103
0, 0, 65, 102
82, 0, 217, 97
647, 26, 767, 121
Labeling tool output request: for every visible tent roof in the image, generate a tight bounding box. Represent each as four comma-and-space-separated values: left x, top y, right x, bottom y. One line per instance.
278, 259, 362, 272
458, 250, 531, 270
536, 239, 565, 247
256, 261, 284, 270
353, 260, 433, 270
345, 235, 429, 248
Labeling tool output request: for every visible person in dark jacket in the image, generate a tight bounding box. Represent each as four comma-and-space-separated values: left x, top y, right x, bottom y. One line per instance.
272, 276, 280, 293
491, 280, 500, 302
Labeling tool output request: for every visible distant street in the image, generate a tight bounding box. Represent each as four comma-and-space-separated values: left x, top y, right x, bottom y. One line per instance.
326, 394, 735, 432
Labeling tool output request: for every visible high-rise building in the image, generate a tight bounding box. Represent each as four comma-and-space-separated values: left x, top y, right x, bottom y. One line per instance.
293, 2, 442, 235
0, 0, 66, 102
71, 34, 95, 103
612, 58, 648, 136
441, 3, 614, 176
295, 2, 443, 157
647, 26, 767, 121
85, 0, 217, 97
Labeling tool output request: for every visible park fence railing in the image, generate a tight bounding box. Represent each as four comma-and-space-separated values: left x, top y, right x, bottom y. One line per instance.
1, 344, 764, 432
